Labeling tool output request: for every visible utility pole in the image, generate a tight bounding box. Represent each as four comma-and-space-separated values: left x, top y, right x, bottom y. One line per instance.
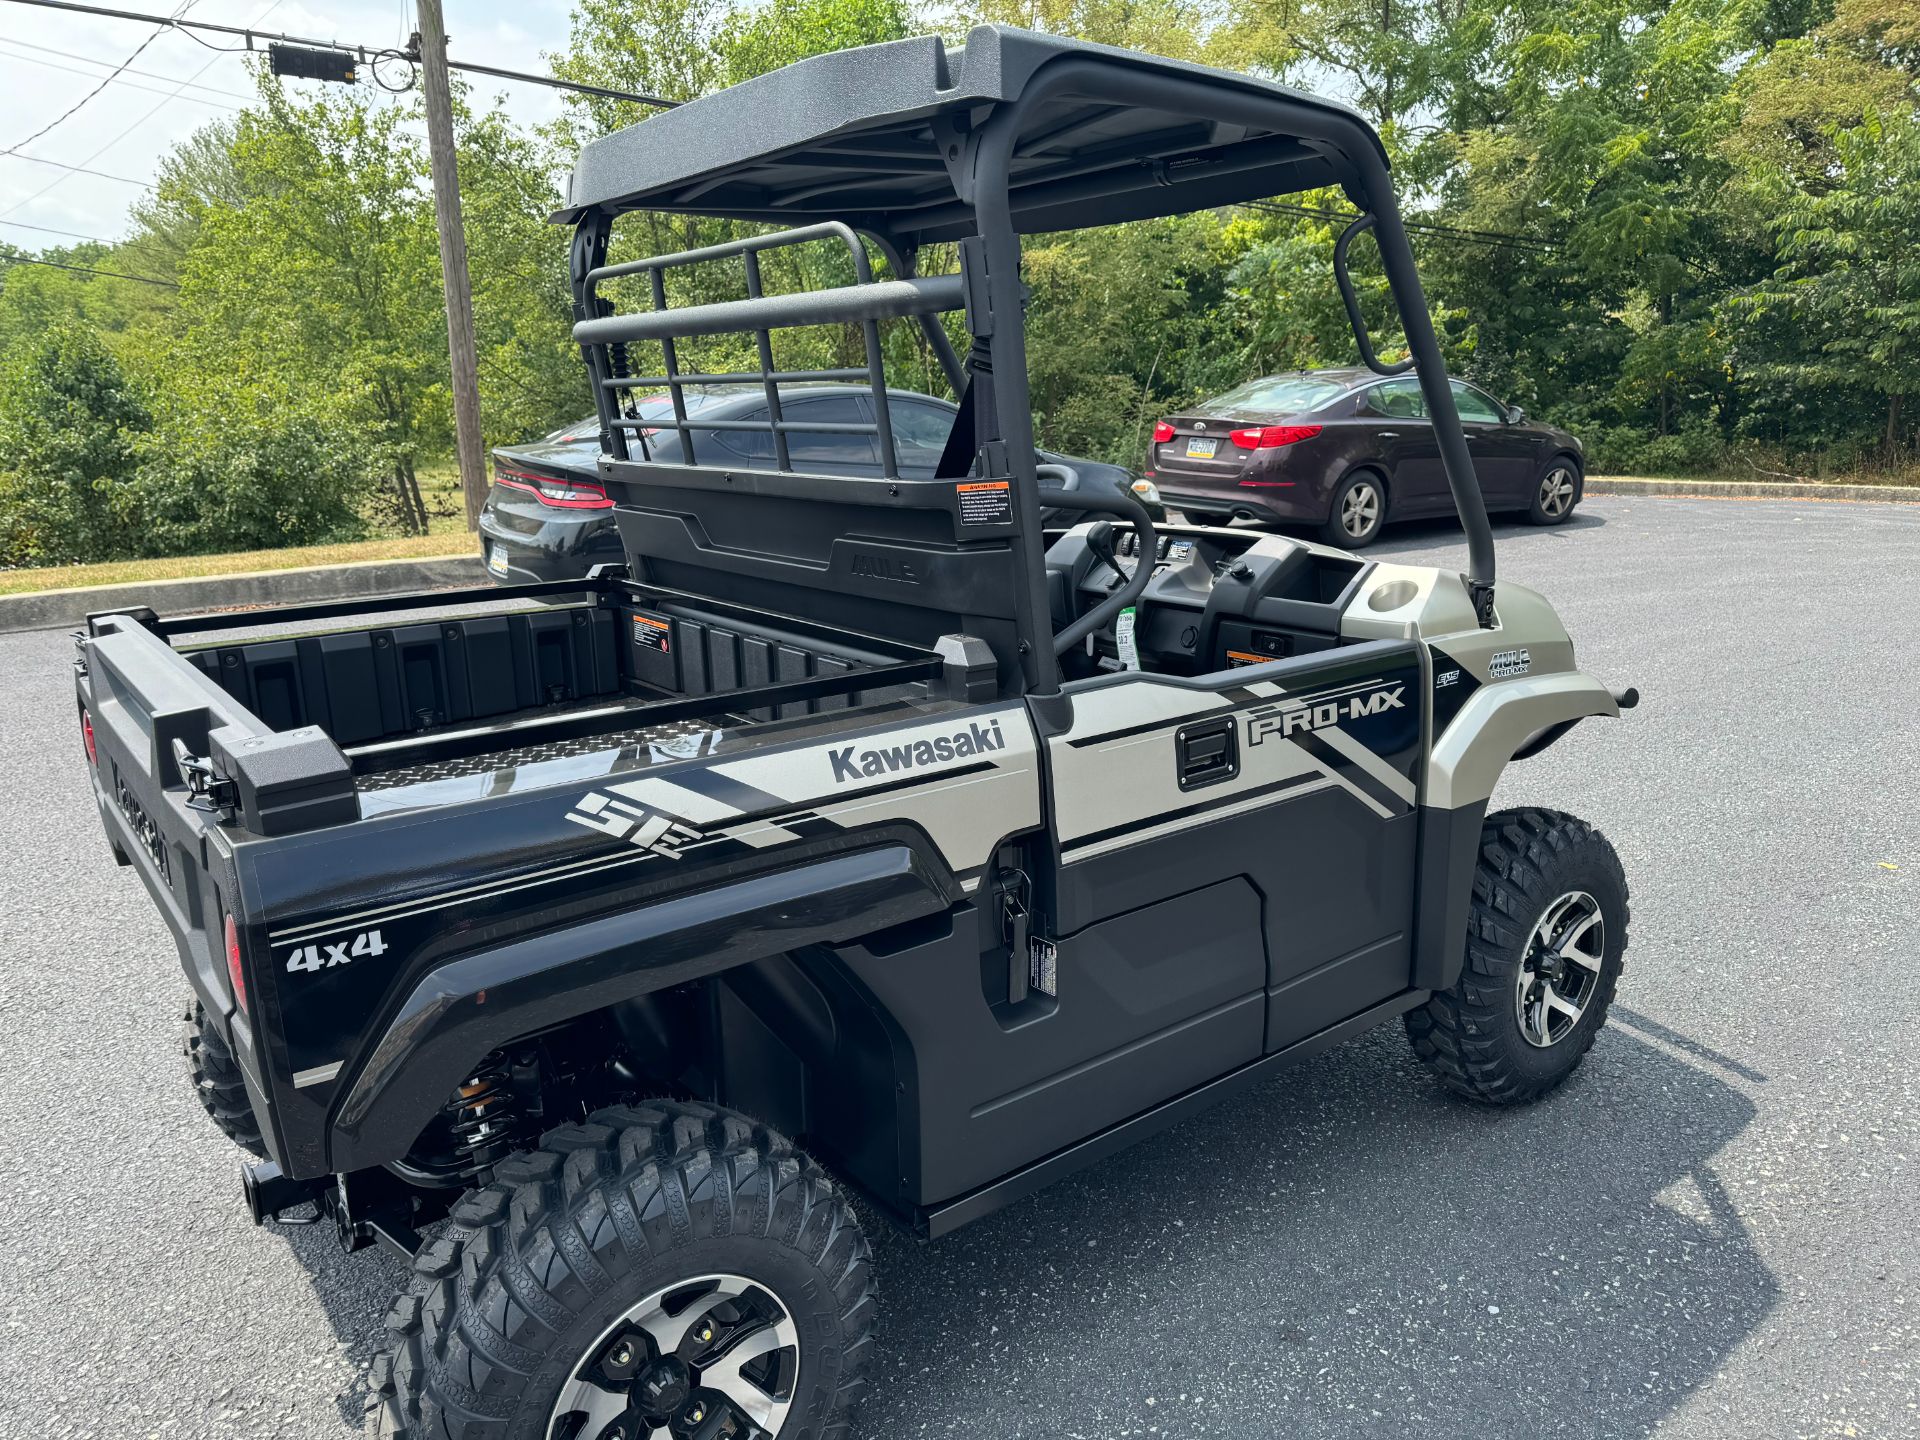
414, 0, 488, 531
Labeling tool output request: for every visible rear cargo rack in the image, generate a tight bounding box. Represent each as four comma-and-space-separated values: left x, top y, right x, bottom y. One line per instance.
575, 221, 963, 477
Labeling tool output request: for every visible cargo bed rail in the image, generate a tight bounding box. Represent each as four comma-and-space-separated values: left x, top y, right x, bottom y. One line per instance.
81, 568, 953, 832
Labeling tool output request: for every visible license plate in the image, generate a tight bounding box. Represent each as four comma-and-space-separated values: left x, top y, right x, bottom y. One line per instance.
486, 544, 510, 578
1185, 437, 1218, 459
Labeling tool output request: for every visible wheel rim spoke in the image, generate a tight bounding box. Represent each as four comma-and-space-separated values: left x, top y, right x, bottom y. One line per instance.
1554, 909, 1603, 968
1543, 986, 1584, 1023
551, 1378, 634, 1436
633, 1277, 750, 1358
1345, 486, 1378, 534
549, 1274, 799, 1440
1516, 890, 1604, 1048
699, 1315, 800, 1433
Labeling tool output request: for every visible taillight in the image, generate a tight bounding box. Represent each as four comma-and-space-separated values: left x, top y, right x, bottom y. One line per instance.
1229, 424, 1323, 450
81, 708, 97, 765
493, 464, 614, 510
1151, 421, 1175, 444
225, 913, 248, 1014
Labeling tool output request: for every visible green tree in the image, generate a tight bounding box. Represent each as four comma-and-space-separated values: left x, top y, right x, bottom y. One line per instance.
170, 77, 446, 531
721, 0, 914, 82
0, 320, 150, 565
1738, 107, 1920, 454
134, 372, 374, 555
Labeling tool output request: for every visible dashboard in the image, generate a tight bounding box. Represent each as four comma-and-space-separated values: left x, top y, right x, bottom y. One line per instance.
1045, 523, 1371, 677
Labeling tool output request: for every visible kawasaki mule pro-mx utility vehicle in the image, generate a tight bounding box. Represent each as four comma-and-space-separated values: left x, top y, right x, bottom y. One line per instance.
73, 27, 1639, 1440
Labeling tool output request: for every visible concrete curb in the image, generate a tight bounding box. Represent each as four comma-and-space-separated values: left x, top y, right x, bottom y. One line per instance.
0, 553, 488, 634
1587, 476, 1920, 504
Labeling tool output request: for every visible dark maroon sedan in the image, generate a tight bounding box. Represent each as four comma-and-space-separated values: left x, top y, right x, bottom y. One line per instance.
1147, 368, 1585, 547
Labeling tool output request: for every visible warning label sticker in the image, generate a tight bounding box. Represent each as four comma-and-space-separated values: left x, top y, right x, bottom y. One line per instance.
1225, 649, 1281, 669
956, 479, 1013, 526
631, 614, 671, 653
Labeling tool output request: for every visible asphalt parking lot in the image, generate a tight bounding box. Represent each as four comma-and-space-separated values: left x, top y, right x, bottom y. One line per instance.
2, 493, 1915, 1440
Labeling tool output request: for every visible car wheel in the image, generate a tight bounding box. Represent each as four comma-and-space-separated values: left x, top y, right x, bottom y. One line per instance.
1528, 457, 1581, 525
1321, 472, 1387, 548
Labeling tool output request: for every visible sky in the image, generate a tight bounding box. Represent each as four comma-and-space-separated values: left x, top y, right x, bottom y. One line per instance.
0, 0, 581, 247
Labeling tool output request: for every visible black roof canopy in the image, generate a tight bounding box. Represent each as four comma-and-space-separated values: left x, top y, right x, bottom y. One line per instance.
555, 26, 1389, 243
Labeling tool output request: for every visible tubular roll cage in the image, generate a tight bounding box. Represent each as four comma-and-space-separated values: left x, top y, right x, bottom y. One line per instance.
563, 32, 1501, 700
571, 222, 966, 478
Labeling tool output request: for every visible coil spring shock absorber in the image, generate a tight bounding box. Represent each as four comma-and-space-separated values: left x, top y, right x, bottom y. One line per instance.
396, 1048, 539, 1185
444, 1052, 523, 1174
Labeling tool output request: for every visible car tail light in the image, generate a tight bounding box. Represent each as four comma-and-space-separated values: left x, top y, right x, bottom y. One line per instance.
81, 707, 96, 766
1152, 421, 1175, 444
225, 913, 247, 1014
1229, 423, 1323, 450
493, 463, 614, 510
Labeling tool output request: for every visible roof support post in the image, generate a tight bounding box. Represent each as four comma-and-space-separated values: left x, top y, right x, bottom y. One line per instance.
979, 55, 1497, 626
1348, 169, 1498, 623
971, 119, 1064, 699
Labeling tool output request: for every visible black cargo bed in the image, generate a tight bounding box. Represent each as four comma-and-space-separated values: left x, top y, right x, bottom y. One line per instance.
92, 570, 949, 836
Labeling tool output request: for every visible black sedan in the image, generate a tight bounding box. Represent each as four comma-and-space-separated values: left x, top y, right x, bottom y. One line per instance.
1146, 368, 1585, 547
481, 385, 1164, 584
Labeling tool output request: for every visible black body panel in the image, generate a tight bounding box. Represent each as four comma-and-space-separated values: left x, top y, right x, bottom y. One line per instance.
331, 841, 955, 1173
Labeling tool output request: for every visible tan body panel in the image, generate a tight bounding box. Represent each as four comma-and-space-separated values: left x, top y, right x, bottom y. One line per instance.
1342, 563, 1622, 809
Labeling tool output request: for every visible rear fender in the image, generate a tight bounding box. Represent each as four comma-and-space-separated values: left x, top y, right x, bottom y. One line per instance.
327, 844, 950, 1173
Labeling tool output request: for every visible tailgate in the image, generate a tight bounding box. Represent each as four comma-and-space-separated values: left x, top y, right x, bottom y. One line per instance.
79, 617, 255, 1004
75, 614, 356, 1155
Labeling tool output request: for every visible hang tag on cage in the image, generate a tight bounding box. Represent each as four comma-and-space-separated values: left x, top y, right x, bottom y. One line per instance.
1115, 606, 1141, 671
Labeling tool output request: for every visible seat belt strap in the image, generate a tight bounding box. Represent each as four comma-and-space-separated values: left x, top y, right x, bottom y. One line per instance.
934, 345, 992, 480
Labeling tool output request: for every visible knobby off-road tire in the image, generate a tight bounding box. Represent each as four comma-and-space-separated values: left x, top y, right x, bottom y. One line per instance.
372, 1100, 876, 1440
183, 1000, 265, 1156
1407, 808, 1629, 1104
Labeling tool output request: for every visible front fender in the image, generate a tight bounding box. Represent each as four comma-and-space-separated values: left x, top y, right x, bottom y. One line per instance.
1427, 671, 1622, 810
327, 844, 950, 1174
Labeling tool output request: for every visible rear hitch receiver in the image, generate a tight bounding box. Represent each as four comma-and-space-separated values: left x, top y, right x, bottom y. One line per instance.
242, 1161, 433, 1263
241, 1160, 328, 1227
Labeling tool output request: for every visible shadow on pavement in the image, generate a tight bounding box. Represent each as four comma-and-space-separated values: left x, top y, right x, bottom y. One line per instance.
266, 1012, 1768, 1439
855, 1020, 1772, 1439
274, 1216, 411, 1430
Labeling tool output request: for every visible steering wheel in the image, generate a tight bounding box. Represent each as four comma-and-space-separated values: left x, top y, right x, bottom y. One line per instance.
1035, 462, 1159, 655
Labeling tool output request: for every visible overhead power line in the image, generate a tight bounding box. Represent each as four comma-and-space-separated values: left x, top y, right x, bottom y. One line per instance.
0, 0, 683, 108
0, 0, 280, 219
0, 251, 176, 285
0, 35, 256, 101
0, 152, 153, 187
0, 216, 121, 241
1, 0, 197, 156
0, 39, 246, 110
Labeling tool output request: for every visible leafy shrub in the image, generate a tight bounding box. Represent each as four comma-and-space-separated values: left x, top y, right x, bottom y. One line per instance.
0, 325, 376, 566
0, 321, 150, 566
133, 379, 376, 555
1583, 416, 1727, 475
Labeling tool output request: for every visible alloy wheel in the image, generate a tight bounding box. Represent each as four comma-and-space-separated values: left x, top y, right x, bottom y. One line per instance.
1341, 480, 1382, 539
1515, 890, 1605, 1048
1538, 466, 1577, 519
550, 1274, 801, 1440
